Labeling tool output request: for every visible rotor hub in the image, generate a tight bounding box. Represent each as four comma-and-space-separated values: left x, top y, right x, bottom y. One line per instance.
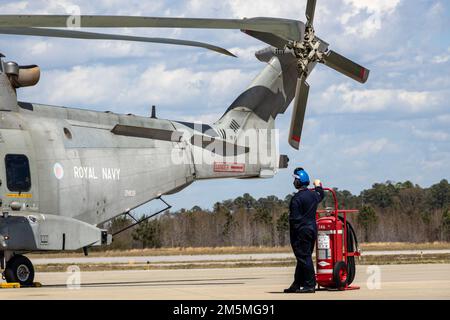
287, 26, 324, 76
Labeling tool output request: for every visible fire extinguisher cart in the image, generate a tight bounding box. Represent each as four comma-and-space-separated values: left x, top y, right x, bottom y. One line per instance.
315, 188, 361, 291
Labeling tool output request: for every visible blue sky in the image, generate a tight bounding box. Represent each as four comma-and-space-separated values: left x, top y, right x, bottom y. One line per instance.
1, 0, 449, 211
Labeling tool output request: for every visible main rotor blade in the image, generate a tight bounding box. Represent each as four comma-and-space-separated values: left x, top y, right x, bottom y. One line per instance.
0, 15, 305, 42
322, 50, 370, 83
241, 30, 289, 49
288, 76, 310, 150
0, 27, 236, 57
305, 0, 317, 27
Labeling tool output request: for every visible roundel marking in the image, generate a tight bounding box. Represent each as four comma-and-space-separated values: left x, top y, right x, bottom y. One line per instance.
53, 163, 64, 180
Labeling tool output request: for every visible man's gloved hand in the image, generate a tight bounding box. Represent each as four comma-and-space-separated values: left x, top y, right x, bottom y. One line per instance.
313, 179, 322, 188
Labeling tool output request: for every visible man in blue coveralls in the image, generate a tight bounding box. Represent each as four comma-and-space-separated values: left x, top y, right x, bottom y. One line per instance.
284, 167, 324, 293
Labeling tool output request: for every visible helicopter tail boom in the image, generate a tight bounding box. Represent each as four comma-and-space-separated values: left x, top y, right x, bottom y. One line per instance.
182, 52, 297, 180
217, 47, 298, 126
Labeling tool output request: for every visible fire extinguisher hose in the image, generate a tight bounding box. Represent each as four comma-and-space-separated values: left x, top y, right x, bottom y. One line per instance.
338, 216, 358, 285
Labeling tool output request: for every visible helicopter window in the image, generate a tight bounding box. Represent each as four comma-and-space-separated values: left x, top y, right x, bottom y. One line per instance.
5, 154, 31, 192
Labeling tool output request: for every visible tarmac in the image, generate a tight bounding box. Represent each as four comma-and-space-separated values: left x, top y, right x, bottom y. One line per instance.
1, 263, 449, 299
29, 249, 450, 265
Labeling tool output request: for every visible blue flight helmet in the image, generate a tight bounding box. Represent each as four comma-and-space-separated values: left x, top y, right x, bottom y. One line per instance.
293, 167, 310, 187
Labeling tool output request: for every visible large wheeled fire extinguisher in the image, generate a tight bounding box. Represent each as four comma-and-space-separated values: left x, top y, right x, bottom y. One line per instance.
315, 188, 360, 290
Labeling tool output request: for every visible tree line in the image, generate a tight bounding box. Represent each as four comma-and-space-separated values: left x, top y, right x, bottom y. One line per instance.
104, 179, 450, 249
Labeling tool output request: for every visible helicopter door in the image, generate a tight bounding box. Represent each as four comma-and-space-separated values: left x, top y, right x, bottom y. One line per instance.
4, 154, 32, 194
0, 128, 39, 211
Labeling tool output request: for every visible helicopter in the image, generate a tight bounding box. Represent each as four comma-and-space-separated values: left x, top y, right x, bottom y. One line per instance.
0, 0, 369, 286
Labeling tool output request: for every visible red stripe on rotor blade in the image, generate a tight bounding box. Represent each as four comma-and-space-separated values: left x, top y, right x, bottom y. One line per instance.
359, 67, 366, 80
292, 135, 301, 142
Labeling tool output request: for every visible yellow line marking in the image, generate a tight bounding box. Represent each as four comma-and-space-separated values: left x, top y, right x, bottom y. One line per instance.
0, 283, 20, 288
5, 193, 32, 198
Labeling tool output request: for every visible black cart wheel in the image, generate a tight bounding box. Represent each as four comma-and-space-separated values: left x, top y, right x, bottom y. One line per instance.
5, 255, 35, 286
333, 261, 348, 290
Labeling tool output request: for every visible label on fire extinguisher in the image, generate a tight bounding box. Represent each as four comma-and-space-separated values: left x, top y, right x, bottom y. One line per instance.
318, 233, 330, 249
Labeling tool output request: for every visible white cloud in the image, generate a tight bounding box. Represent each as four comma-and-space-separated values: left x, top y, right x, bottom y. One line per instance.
0, 0, 167, 15
420, 151, 450, 171
432, 54, 450, 64
185, 0, 224, 16
412, 127, 449, 142
215, 0, 331, 26
426, 1, 445, 19
20, 63, 253, 117
0, 1, 28, 12
437, 114, 450, 124
227, 0, 301, 18
340, 0, 401, 38
343, 138, 395, 157
432, 48, 450, 64
343, 0, 401, 16
317, 83, 443, 114
30, 41, 53, 55
29, 64, 129, 106
183, 113, 222, 124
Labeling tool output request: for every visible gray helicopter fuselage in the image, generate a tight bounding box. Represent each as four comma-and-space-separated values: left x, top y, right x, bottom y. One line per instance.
0, 102, 195, 225
0, 102, 263, 252
0, 50, 295, 252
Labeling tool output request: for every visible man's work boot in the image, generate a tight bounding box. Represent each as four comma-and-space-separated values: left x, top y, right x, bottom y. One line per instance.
297, 287, 315, 293
284, 284, 300, 293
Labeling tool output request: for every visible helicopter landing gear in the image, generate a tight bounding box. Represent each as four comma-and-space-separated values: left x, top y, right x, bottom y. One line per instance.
2, 252, 35, 286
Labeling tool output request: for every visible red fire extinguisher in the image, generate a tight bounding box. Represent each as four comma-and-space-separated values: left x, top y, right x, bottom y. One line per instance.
315, 188, 360, 290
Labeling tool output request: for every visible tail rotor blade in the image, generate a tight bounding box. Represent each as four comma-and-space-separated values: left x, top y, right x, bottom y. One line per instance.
322, 50, 370, 83
288, 76, 310, 150
305, 0, 317, 26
